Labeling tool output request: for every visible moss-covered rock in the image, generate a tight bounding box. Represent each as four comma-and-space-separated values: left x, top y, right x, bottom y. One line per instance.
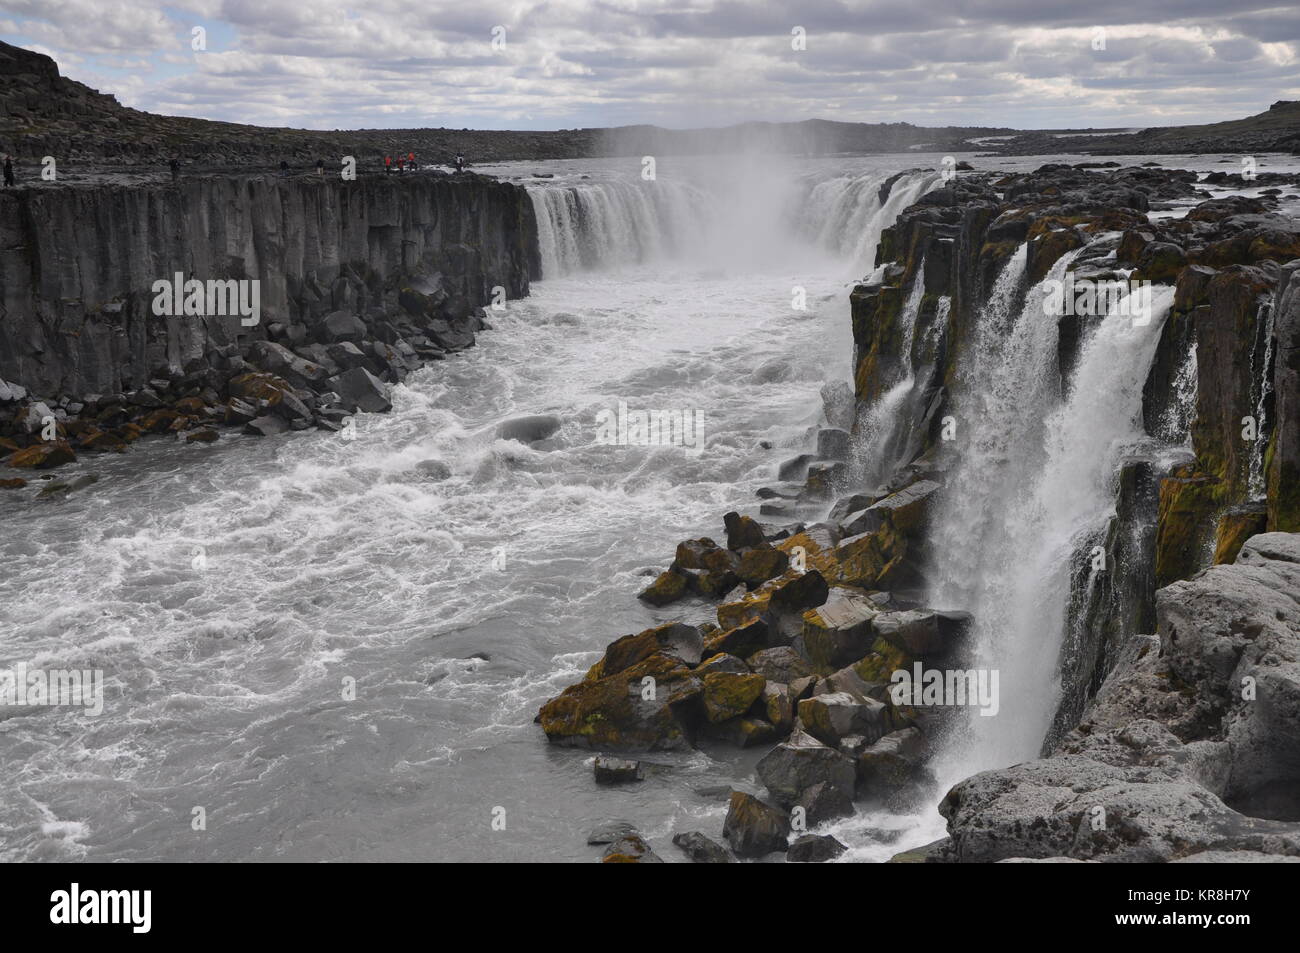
701, 671, 766, 723
537, 651, 703, 751
637, 569, 688, 606
736, 545, 789, 588
7, 440, 76, 469
722, 791, 790, 857
1213, 503, 1268, 565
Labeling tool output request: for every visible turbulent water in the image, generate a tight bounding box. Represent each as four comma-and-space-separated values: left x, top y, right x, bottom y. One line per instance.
0, 154, 940, 862
927, 249, 1176, 776
3, 150, 1287, 863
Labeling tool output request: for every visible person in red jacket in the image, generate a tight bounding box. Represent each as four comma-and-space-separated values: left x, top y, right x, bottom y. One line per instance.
385, 155, 392, 174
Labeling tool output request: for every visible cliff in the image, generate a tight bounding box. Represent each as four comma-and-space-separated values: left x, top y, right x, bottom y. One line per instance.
848, 164, 1300, 860
0, 171, 537, 467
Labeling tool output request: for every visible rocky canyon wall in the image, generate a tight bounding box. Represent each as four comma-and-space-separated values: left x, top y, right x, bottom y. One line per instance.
0, 172, 538, 401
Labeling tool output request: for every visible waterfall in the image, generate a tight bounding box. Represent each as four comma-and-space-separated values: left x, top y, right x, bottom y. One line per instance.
796, 169, 942, 266
527, 167, 940, 279
528, 179, 713, 276
1248, 300, 1276, 499
927, 244, 1176, 771
850, 264, 928, 488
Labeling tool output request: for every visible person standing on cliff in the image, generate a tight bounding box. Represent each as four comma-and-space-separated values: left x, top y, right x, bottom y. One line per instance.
408, 151, 415, 171
454, 154, 464, 173
385, 155, 392, 174
280, 159, 289, 177
3, 155, 15, 187
168, 158, 179, 182
316, 158, 325, 176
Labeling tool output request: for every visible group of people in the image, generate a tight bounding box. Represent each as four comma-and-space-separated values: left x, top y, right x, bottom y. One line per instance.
384, 152, 418, 173
384, 152, 466, 173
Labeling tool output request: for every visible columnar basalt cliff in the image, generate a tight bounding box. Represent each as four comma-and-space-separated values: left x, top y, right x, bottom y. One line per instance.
533, 164, 1299, 864
0, 172, 537, 471
849, 164, 1300, 861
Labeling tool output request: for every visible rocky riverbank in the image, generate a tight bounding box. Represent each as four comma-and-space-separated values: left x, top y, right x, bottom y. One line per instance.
0, 169, 536, 489
536, 161, 1300, 862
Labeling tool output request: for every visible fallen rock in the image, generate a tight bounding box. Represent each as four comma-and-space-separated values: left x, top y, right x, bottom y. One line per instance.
638, 569, 689, 606
796, 780, 855, 827
701, 671, 766, 722
757, 726, 857, 806
245, 415, 290, 437
497, 414, 561, 443
538, 648, 702, 751
723, 790, 791, 857
330, 367, 392, 414
593, 756, 644, 784
747, 646, 813, 684
873, 608, 971, 657
724, 511, 766, 550
787, 834, 847, 863
7, 441, 76, 469
602, 833, 663, 863
798, 692, 890, 748
672, 831, 735, 863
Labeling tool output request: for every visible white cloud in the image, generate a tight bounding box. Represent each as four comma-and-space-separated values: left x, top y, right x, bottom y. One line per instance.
2, 0, 1296, 129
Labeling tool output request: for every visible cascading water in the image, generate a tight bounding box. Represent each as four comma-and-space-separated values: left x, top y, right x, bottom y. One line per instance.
527, 162, 941, 278
928, 244, 1176, 772
798, 169, 943, 266
1248, 300, 1276, 499
0, 155, 939, 863
849, 265, 927, 489
529, 178, 714, 276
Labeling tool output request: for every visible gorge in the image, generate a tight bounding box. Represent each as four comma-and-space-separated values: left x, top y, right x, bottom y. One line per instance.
1, 40, 1298, 863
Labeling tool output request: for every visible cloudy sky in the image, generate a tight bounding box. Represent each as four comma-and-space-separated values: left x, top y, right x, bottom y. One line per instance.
2, 1, 1298, 131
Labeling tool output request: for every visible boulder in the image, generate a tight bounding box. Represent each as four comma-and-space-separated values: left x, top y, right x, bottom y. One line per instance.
245, 415, 290, 437
672, 831, 735, 863
872, 608, 971, 657
939, 534, 1300, 861
736, 545, 790, 588
700, 671, 765, 723
724, 511, 765, 550
796, 586, 881, 670
798, 692, 890, 747
857, 727, 928, 792
247, 340, 331, 387
637, 569, 688, 606
7, 441, 76, 469
747, 647, 813, 684
722, 791, 790, 857
762, 681, 795, 733
538, 650, 703, 751
497, 414, 561, 443
594, 622, 704, 677
796, 780, 855, 826
319, 309, 368, 344
787, 834, 847, 863
593, 756, 643, 784
602, 833, 663, 863
756, 727, 857, 806
704, 617, 771, 658
330, 367, 392, 414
